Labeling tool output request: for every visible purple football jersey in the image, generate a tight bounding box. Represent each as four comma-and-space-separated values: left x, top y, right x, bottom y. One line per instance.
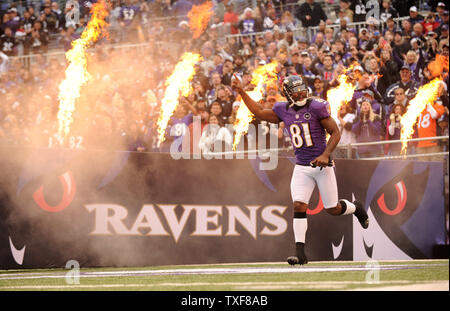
273, 98, 330, 166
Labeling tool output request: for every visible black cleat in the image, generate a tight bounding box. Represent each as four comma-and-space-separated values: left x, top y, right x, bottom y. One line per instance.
353, 200, 369, 229
287, 243, 308, 265
287, 255, 308, 265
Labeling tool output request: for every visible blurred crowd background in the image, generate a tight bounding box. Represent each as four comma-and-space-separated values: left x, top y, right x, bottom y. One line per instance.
0, 0, 448, 161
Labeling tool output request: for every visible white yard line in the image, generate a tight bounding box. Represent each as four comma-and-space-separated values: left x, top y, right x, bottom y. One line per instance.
0, 264, 438, 281
0, 280, 421, 290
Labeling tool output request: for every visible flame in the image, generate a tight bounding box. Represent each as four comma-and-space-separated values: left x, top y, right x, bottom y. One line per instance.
57, 0, 109, 140
428, 54, 449, 78
326, 73, 356, 122
400, 78, 443, 154
187, 1, 214, 39
232, 61, 279, 150
156, 52, 202, 147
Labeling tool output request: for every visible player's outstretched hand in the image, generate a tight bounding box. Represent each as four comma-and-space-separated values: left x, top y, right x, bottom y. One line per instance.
231, 73, 243, 92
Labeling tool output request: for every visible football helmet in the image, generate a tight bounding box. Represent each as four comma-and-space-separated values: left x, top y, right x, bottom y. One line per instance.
282, 75, 310, 107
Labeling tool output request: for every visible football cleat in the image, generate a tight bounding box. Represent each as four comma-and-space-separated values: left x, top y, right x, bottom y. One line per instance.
287, 243, 308, 265
353, 200, 369, 229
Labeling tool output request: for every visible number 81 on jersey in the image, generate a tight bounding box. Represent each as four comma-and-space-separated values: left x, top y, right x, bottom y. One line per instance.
289, 123, 313, 148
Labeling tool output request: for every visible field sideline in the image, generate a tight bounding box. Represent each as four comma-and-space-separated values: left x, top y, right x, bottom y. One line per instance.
0, 260, 448, 291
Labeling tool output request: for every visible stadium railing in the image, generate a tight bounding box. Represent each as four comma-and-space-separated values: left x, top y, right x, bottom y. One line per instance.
335, 136, 449, 160
207, 135, 449, 161
224, 16, 410, 42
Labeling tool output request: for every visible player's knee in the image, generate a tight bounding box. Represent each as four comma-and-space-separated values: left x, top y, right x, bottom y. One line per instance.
293, 201, 308, 213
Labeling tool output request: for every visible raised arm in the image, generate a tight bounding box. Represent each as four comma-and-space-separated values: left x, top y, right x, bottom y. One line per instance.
231, 75, 281, 124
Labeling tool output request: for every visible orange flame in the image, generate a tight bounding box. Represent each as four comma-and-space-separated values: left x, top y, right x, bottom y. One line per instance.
187, 1, 214, 39
326, 73, 356, 122
428, 54, 449, 78
57, 0, 109, 140
233, 61, 279, 150
400, 78, 443, 154
157, 52, 202, 147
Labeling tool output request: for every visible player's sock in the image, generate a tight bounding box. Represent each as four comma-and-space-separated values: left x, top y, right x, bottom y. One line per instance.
338, 199, 356, 215
293, 212, 307, 243
288, 212, 309, 265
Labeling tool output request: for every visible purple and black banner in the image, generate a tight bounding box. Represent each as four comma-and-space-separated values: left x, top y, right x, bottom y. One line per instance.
0, 147, 446, 269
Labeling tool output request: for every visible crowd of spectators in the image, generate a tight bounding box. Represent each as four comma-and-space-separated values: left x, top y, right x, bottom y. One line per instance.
0, 0, 449, 160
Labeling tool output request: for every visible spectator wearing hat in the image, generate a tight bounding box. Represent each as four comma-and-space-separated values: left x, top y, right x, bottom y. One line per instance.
312, 75, 329, 100
435, 2, 447, 24
380, 0, 399, 23
266, 82, 286, 102
295, 0, 328, 28
358, 28, 371, 50
4, 8, 20, 33
350, 72, 384, 117
386, 87, 409, 116
438, 24, 449, 51
408, 6, 424, 25
228, 101, 241, 124
422, 12, 440, 34
384, 65, 419, 105
436, 12, 449, 37
392, 29, 411, 68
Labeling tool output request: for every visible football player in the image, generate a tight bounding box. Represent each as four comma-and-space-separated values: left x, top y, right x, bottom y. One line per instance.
231, 75, 369, 265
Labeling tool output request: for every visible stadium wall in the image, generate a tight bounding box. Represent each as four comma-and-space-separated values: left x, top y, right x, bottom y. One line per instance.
0, 148, 446, 269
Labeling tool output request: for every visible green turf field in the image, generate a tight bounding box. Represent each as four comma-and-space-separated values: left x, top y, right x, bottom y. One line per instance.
0, 260, 448, 291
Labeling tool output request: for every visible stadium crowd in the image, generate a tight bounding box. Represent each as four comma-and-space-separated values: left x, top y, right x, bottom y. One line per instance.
0, 0, 449, 159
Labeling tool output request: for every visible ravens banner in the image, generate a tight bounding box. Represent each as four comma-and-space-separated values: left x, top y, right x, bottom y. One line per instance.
0, 147, 446, 269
